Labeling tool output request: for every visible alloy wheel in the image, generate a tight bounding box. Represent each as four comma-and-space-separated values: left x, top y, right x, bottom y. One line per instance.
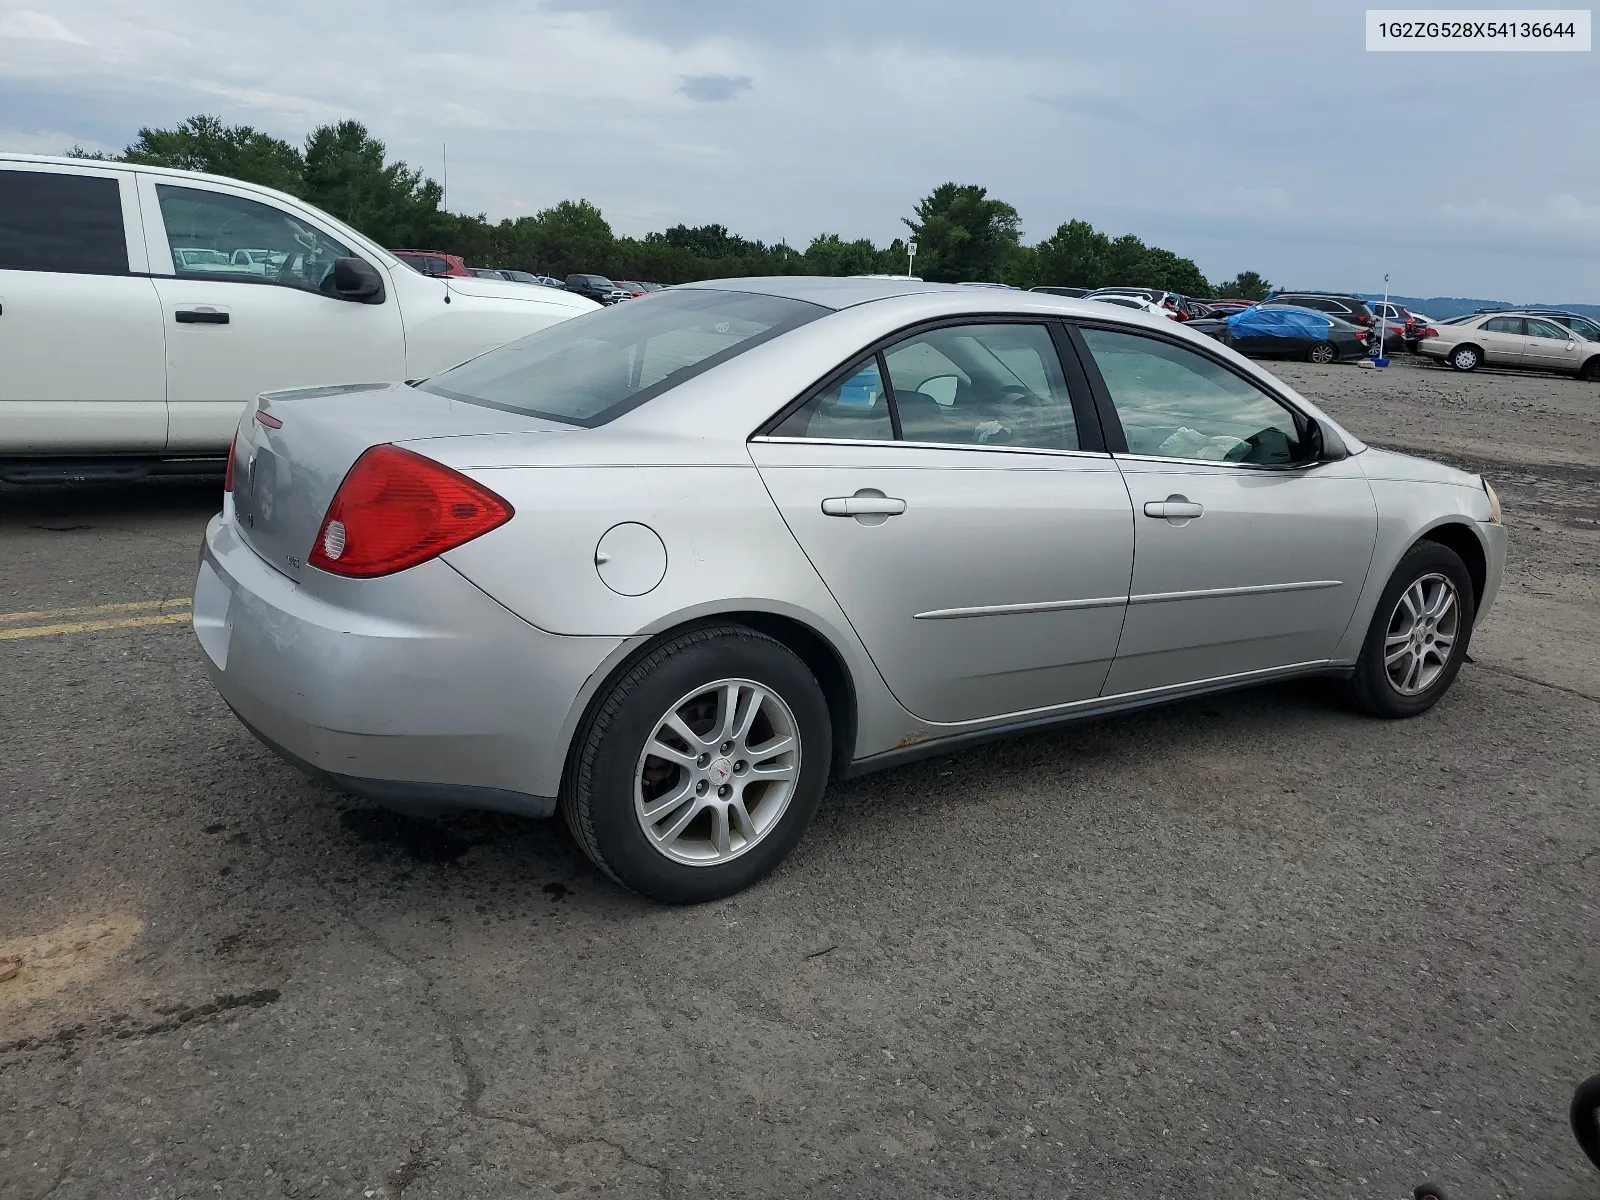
1383, 572, 1460, 696
634, 678, 801, 866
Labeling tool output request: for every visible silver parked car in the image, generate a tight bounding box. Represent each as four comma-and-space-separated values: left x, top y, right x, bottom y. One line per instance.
194, 278, 1506, 903
1419, 311, 1600, 379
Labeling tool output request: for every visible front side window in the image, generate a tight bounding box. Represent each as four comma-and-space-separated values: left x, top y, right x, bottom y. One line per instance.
882, 323, 1080, 451
422, 288, 825, 426
1526, 318, 1569, 340
1079, 326, 1303, 466
0, 170, 126, 274
156, 184, 353, 296
1481, 316, 1523, 334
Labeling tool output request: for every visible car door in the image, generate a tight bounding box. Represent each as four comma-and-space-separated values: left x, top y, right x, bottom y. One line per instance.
136, 175, 406, 453
0, 162, 166, 454
750, 320, 1134, 725
1522, 317, 1583, 371
1476, 316, 1526, 366
1070, 323, 1377, 696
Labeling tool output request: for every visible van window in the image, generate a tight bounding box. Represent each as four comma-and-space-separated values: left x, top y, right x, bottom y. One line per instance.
0, 170, 127, 274
155, 184, 354, 296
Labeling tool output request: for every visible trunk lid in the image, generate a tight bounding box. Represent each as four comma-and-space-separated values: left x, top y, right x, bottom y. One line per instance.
232, 382, 575, 581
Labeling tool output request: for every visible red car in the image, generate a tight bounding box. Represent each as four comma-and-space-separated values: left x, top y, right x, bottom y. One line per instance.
391, 249, 471, 278
611, 280, 650, 299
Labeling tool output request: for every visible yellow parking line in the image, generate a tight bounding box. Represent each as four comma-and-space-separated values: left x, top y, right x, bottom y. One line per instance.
0, 597, 192, 624
0, 611, 193, 640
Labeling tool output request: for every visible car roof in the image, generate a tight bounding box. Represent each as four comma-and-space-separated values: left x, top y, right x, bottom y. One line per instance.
680, 275, 1177, 317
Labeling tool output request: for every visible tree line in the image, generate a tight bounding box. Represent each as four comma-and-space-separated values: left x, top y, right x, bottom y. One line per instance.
73, 115, 1272, 299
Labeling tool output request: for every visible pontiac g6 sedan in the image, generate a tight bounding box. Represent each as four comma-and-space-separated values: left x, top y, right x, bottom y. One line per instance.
194, 278, 1506, 903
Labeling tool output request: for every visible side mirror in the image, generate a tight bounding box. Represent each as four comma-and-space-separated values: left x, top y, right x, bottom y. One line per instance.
1301, 416, 1347, 464
333, 257, 385, 303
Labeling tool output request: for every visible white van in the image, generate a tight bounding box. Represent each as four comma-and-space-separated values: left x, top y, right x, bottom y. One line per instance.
0, 154, 598, 481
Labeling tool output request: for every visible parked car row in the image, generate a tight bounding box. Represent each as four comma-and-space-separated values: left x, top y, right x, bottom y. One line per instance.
1419, 309, 1600, 379
392, 253, 665, 306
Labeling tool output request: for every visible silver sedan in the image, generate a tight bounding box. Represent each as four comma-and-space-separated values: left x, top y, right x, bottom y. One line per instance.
194, 278, 1506, 903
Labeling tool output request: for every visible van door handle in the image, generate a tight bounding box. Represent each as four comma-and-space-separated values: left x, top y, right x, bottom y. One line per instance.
822, 495, 906, 517
175, 310, 229, 324
1143, 497, 1204, 520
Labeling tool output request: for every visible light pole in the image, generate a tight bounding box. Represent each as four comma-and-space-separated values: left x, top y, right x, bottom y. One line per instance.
907, 239, 917, 278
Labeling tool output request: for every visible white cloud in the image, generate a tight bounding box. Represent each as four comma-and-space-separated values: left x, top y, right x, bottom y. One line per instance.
0, 9, 89, 44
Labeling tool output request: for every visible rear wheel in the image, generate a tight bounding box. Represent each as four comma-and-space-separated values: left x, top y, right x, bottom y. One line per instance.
1579, 356, 1600, 382
1343, 542, 1476, 718
1307, 341, 1338, 365
562, 625, 831, 903
1448, 344, 1482, 372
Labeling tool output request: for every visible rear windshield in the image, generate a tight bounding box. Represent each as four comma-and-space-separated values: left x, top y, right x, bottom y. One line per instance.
420, 288, 827, 426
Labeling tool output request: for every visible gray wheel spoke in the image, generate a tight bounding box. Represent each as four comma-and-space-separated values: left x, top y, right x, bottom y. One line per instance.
664, 712, 711, 751
749, 760, 797, 782
732, 686, 766, 745
711, 805, 732, 856
747, 734, 794, 764
729, 797, 756, 842
641, 778, 696, 823
655, 795, 704, 845
646, 737, 698, 769
711, 682, 740, 746
1384, 642, 1412, 666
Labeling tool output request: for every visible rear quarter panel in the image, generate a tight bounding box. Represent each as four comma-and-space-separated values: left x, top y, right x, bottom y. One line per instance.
429, 440, 918, 759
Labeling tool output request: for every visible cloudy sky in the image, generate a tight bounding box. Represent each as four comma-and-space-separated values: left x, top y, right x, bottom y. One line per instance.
3, 0, 1598, 300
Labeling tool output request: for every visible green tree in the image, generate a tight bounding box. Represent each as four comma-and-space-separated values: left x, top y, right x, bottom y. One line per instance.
301, 120, 450, 248
1139, 247, 1210, 297
1216, 270, 1271, 300
903, 183, 1022, 283
1033, 219, 1111, 288
119, 114, 305, 195
803, 233, 879, 276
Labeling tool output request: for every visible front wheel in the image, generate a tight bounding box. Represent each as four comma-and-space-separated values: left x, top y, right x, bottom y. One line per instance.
1573, 1073, 1600, 1171
1343, 542, 1476, 718
562, 625, 831, 903
1448, 344, 1481, 372
1307, 341, 1338, 365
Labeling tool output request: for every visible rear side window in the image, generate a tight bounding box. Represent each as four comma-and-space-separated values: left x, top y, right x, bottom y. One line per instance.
1481, 316, 1523, 334
422, 289, 826, 426
0, 170, 127, 274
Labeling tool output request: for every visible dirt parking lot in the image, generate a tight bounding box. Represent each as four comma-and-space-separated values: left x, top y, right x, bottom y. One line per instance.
1, 356, 1596, 1199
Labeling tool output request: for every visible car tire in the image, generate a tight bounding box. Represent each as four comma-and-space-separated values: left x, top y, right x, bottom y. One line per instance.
1307, 341, 1338, 365
1579, 357, 1600, 382
1343, 541, 1477, 719
562, 624, 831, 904
1448, 345, 1482, 372
1571, 1073, 1600, 1170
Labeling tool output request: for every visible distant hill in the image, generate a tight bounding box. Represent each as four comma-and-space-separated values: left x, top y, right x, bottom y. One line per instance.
1354, 294, 1600, 320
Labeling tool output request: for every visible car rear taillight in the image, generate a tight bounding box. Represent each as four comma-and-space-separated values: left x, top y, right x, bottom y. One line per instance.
307, 444, 514, 578
1356, 313, 1372, 324
1355, 330, 1369, 342
224, 434, 237, 492
1420, 326, 1438, 338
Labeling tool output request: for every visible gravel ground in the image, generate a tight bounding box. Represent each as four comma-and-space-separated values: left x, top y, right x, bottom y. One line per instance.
1, 356, 1596, 1199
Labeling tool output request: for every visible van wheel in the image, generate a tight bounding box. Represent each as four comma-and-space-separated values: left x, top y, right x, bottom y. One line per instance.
562, 625, 831, 903
1343, 542, 1476, 718
1449, 345, 1481, 372
1307, 341, 1338, 365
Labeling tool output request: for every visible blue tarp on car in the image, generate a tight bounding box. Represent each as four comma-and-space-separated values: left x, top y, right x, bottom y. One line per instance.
1226, 306, 1332, 339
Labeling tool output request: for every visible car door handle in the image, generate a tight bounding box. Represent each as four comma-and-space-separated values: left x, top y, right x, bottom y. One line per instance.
1143, 498, 1204, 520
175, 310, 229, 324
822, 496, 906, 517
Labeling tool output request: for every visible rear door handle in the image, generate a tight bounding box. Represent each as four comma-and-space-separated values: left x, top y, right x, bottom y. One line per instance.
1143, 498, 1204, 520
822, 496, 906, 517
175, 310, 229, 324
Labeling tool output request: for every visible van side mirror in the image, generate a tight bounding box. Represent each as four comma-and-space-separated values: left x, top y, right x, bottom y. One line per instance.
333, 257, 385, 303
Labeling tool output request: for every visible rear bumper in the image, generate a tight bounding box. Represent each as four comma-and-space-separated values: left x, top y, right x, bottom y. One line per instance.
194, 513, 627, 813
